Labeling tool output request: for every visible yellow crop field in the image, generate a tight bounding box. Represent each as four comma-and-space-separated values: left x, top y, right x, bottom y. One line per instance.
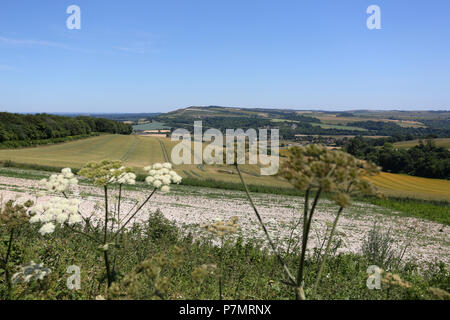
0, 135, 169, 169
0, 134, 286, 187
0, 134, 448, 200
368, 172, 450, 201
394, 138, 450, 149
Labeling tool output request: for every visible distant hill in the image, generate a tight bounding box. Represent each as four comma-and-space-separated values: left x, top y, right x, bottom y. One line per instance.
162, 106, 302, 119
155, 106, 450, 139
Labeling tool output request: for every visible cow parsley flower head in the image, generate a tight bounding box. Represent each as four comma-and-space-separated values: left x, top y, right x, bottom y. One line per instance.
108, 166, 136, 185
39, 168, 78, 193
79, 160, 135, 186
29, 197, 83, 235
143, 163, 182, 192
39, 222, 55, 236
281, 144, 380, 207
116, 172, 137, 185
12, 261, 51, 284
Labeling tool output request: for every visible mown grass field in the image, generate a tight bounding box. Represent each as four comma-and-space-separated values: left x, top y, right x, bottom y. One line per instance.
0, 134, 287, 188
303, 113, 427, 128
394, 138, 450, 149
0, 134, 449, 201
369, 172, 450, 201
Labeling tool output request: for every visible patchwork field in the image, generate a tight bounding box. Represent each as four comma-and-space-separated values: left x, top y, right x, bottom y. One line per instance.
394, 138, 450, 149
303, 113, 427, 128
0, 134, 449, 201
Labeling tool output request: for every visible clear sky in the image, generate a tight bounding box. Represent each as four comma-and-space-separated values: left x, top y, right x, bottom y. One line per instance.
0, 0, 449, 113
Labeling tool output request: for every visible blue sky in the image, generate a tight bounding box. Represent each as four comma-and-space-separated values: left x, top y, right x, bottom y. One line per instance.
0, 0, 449, 113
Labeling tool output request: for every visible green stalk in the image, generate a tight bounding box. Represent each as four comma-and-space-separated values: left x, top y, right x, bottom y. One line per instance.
103, 185, 112, 287
235, 164, 297, 288
112, 188, 156, 240
219, 237, 224, 300
311, 206, 344, 299
296, 188, 322, 299
4, 229, 14, 299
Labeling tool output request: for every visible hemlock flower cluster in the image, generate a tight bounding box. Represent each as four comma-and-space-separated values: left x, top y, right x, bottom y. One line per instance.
108, 166, 136, 185
144, 163, 182, 192
39, 168, 78, 193
281, 144, 380, 207
12, 261, 51, 284
29, 198, 83, 235
78, 160, 135, 186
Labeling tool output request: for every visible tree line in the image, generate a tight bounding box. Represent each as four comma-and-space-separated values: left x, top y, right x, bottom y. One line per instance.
0, 113, 132, 148
344, 137, 450, 179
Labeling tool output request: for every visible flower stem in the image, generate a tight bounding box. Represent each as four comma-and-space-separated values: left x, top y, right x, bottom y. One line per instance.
4, 229, 14, 299
311, 206, 344, 299
103, 185, 112, 287
235, 164, 297, 288
296, 188, 322, 299
113, 188, 156, 240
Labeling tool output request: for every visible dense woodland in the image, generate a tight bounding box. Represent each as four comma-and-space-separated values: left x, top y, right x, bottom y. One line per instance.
0, 113, 132, 148
345, 137, 450, 179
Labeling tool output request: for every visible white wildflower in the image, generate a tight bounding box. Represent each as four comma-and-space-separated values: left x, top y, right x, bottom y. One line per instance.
56, 212, 69, 224
40, 168, 78, 193
161, 185, 170, 193
108, 167, 136, 185
153, 180, 162, 188
144, 163, 182, 191
29, 197, 83, 232
162, 163, 172, 169
39, 222, 55, 236
68, 214, 83, 226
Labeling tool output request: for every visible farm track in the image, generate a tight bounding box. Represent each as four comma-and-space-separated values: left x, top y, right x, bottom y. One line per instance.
121, 135, 140, 162
159, 139, 170, 162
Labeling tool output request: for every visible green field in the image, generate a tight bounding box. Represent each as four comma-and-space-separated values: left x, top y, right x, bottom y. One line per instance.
303, 112, 428, 128
0, 134, 449, 201
132, 121, 171, 131
0, 134, 287, 188
394, 138, 450, 149
310, 123, 368, 131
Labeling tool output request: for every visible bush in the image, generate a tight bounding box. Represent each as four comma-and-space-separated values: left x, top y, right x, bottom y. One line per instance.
361, 223, 407, 270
